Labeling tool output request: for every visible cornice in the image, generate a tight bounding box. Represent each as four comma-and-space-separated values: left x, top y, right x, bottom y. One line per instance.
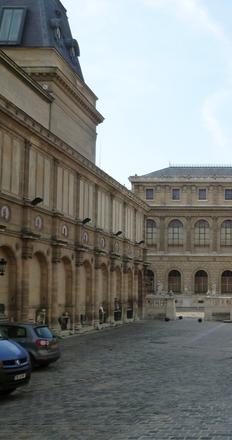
147, 205, 232, 212
30, 68, 104, 125
0, 50, 53, 103
0, 95, 148, 211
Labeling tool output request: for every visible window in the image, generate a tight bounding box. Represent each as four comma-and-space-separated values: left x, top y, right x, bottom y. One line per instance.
198, 188, 207, 200
172, 188, 180, 200
0, 8, 27, 45
168, 220, 183, 246
225, 189, 232, 200
221, 271, 232, 294
146, 188, 154, 200
168, 270, 181, 293
194, 270, 208, 294
221, 220, 232, 246
146, 219, 156, 245
194, 220, 209, 246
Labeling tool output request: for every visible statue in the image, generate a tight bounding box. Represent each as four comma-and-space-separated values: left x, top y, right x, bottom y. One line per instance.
157, 281, 163, 295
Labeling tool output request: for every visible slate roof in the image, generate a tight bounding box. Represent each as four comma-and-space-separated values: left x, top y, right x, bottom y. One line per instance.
0, 0, 84, 80
139, 166, 232, 179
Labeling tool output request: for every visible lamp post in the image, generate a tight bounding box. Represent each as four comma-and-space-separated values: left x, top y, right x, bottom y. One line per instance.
0, 258, 7, 276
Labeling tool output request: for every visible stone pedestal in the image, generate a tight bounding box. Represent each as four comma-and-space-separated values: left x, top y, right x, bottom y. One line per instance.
166, 297, 176, 320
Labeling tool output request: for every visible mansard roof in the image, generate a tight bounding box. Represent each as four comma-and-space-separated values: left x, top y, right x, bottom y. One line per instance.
0, 0, 84, 80
131, 166, 232, 180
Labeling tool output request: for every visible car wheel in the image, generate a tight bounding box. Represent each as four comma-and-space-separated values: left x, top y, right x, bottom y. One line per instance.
0, 388, 16, 396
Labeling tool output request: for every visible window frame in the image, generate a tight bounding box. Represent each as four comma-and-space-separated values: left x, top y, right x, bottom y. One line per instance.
146, 219, 156, 245
194, 220, 210, 247
198, 188, 207, 201
172, 188, 180, 201
220, 220, 232, 246
225, 189, 232, 201
168, 219, 183, 246
0, 7, 27, 45
145, 188, 154, 201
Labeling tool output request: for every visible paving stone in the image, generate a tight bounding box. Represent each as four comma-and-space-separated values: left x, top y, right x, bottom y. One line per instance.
1, 320, 232, 440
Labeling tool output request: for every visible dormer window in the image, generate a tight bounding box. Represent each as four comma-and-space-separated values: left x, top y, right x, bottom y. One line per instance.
0, 8, 27, 45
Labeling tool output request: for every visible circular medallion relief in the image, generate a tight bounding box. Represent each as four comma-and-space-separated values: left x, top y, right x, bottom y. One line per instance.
34, 215, 43, 230
82, 231, 89, 243
100, 237, 105, 249
0, 205, 10, 222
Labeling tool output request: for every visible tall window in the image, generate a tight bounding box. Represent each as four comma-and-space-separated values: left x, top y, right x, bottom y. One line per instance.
194, 220, 209, 246
168, 270, 181, 293
225, 189, 232, 200
146, 220, 156, 245
146, 188, 154, 200
195, 270, 208, 294
0, 8, 26, 45
221, 220, 232, 246
168, 220, 183, 246
198, 188, 207, 200
172, 188, 180, 200
221, 271, 232, 294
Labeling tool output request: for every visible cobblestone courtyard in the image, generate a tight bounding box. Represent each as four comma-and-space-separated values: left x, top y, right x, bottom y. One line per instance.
1, 319, 232, 440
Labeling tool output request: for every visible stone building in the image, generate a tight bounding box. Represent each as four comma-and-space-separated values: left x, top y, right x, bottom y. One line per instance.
130, 166, 232, 310
0, 0, 147, 329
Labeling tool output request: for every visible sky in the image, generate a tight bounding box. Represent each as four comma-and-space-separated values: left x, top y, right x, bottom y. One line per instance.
62, 0, 232, 188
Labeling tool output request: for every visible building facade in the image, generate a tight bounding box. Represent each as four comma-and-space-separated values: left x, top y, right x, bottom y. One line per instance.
130, 166, 232, 310
0, 0, 148, 329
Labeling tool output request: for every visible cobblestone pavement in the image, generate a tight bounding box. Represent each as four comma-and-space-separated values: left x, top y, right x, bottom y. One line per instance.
1, 319, 232, 440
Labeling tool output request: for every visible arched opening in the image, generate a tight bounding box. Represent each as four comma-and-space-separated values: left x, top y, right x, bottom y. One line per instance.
57, 257, 72, 329
168, 270, 181, 293
99, 264, 108, 324
195, 270, 208, 294
127, 269, 133, 319
84, 261, 93, 325
114, 267, 122, 321
29, 252, 48, 323
221, 271, 232, 294
0, 246, 17, 320
137, 270, 143, 319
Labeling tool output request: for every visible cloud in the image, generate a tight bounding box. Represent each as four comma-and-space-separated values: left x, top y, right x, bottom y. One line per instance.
202, 90, 230, 149
140, 0, 228, 43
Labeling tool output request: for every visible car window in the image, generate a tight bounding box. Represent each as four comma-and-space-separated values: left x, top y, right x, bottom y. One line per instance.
2, 326, 27, 338
34, 326, 53, 338
0, 327, 7, 338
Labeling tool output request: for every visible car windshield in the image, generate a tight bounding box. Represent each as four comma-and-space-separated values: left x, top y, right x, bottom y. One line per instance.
34, 326, 53, 339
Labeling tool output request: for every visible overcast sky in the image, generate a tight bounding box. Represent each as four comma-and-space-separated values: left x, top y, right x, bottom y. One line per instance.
62, 0, 232, 188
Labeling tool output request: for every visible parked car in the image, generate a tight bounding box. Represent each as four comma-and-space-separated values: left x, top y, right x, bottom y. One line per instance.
0, 323, 60, 368
0, 329, 31, 395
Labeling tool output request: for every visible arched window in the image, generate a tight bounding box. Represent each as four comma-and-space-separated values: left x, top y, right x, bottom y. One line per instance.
221, 271, 232, 294
194, 220, 209, 246
168, 270, 181, 293
145, 269, 154, 294
168, 220, 183, 246
146, 220, 156, 245
221, 220, 232, 246
195, 270, 208, 294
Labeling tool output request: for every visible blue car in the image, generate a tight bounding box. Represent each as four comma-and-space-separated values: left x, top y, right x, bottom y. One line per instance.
0, 330, 31, 395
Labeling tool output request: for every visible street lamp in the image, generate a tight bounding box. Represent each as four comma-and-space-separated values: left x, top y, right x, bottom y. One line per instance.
0, 258, 7, 276
82, 217, 91, 225
114, 230, 122, 236
137, 240, 145, 245
31, 197, 43, 206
